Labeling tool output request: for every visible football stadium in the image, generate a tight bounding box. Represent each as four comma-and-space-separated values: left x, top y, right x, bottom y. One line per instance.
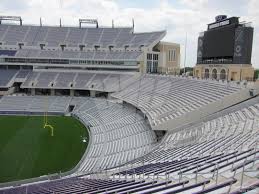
0, 13, 258, 194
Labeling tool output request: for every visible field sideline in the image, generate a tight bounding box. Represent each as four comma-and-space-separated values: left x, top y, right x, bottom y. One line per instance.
0, 115, 89, 183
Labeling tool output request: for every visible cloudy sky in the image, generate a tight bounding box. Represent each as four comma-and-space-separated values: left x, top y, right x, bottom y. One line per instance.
1, 0, 258, 68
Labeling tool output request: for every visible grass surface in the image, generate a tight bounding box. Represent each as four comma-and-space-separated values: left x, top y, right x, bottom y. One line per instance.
0, 115, 88, 183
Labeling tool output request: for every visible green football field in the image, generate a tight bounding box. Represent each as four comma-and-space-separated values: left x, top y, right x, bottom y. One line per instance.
0, 115, 89, 183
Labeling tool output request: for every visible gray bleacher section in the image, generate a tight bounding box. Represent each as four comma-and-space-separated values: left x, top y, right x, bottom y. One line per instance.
14, 49, 142, 60
0, 67, 138, 91
110, 97, 259, 194
0, 24, 165, 49
0, 90, 258, 194
0, 95, 71, 113
0, 69, 18, 87
54, 72, 75, 88
132, 103, 259, 164
0, 178, 181, 194
21, 71, 39, 87
72, 97, 156, 172
112, 74, 247, 129
36, 72, 57, 88
1, 175, 258, 194
74, 73, 94, 89
105, 74, 133, 91
3, 25, 29, 45
0, 69, 32, 88
15, 70, 30, 79
21, 71, 136, 92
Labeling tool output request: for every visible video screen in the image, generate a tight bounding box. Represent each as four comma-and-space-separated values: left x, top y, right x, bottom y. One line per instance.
203, 25, 235, 58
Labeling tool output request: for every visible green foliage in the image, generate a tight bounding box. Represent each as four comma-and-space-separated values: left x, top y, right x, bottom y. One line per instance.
180, 67, 194, 75
0, 116, 88, 183
254, 69, 259, 80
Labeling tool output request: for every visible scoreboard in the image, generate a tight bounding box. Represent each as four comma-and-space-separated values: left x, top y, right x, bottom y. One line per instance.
197, 16, 253, 64
203, 24, 236, 58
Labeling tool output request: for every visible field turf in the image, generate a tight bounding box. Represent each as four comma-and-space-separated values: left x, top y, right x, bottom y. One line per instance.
0, 115, 88, 183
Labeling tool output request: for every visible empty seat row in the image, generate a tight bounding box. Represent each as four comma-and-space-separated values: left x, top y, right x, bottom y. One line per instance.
21, 71, 135, 92
112, 74, 243, 126
0, 24, 164, 49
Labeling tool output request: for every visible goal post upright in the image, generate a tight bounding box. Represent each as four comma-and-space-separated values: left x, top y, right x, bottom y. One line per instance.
43, 94, 54, 137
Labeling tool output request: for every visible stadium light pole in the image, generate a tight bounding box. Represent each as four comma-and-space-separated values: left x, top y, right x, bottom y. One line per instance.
183, 32, 187, 75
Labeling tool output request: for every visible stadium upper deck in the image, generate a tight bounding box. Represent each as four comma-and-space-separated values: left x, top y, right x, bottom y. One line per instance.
0, 18, 180, 96
0, 25, 165, 48
0, 23, 163, 71
0, 19, 180, 75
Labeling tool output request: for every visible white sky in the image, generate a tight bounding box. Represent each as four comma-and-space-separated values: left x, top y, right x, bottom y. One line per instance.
1, 0, 258, 68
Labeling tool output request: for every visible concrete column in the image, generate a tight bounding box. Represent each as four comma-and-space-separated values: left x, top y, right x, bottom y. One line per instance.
107, 93, 111, 100
31, 88, 35, 96
51, 89, 55, 96
70, 89, 74, 97
7, 87, 15, 95
90, 90, 96, 97
217, 67, 221, 80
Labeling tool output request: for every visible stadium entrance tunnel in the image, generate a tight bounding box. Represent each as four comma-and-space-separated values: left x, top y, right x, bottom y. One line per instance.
154, 130, 166, 142
35, 88, 51, 95
0, 87, 9, 96
204, 69, 209, 78
13, 82, 24, 93
74, 90, 90, 97
68, 105, 75, 112
95, 91, 109, 98
212, 69, 217, 79
55, 89, 70, 96
220, 69, 227, 80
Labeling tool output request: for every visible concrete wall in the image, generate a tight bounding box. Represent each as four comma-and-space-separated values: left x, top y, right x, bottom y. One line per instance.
194, 64, 254, 81
156, 42, 181, 75
139, 61, 145, 74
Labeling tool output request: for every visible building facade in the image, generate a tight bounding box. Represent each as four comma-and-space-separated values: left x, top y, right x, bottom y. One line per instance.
194, 64, 254, 81
0, 21, 180, 75
140, 41, 180, 75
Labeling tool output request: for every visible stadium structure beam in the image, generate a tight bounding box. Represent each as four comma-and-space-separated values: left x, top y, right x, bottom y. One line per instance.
0, 16, 22, 25
79, 18, 98, 28
132, 18, 135, 33
40, 17, 42, 26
